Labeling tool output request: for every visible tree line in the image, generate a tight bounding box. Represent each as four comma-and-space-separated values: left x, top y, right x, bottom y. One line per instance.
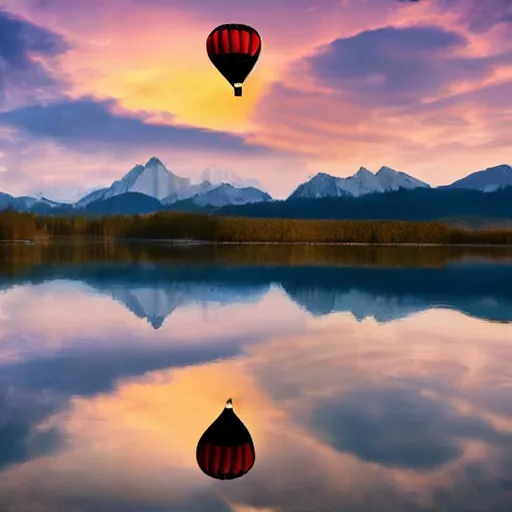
1, 210, 512, 245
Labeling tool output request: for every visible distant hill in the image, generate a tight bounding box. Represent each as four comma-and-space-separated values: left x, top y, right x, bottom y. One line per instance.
216, 187, 512, 221
0, 192, 72, 213
85, 192, 162, 215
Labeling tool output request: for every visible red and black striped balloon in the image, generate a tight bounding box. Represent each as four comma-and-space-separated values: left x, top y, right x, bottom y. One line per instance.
196, 398, 255, 480
206, 24, 262, 96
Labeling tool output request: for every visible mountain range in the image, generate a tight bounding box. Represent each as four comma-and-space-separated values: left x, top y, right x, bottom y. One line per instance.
1, 157, 512, 220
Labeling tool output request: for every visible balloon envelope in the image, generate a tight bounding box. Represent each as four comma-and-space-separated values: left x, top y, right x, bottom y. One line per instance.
196, 399, 255, 480
206, 24, 261, 96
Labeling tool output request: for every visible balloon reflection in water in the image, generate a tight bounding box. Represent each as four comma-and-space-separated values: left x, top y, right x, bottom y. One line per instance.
196, 398, 255, 480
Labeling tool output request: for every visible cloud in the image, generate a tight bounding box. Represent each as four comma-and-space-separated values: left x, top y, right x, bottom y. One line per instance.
0, 385, 63, 471
440, 0, 512, 34
311, 387, 512, 470
0, 97, 275, 154
0, 8, 68, 107
305, 25, 510, 106
0, 342, 247, 397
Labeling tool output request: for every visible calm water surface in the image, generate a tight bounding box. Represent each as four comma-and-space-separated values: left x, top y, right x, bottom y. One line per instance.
0, 243, 511, 511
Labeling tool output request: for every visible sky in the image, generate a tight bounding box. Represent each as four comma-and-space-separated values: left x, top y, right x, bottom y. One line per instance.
0, 0, 510, 200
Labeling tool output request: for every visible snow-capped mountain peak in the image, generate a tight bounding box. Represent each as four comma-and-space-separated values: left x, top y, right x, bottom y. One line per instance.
376, 166, 396, 174
289, 165, 429, 200
104, 157, 191, 201
375, 166, 429, 191
191, 183, 272, 207
146, 156, 164, 167
161, 179, 214, 205
119, 164, 145, 182
445, 164, 512, 192
354, 166, 373, 177
37, 197, 70, 207
290, 172, 350, 199
197, 168, 263, 189
345, 167, 384, 196
76, 157, 194, 206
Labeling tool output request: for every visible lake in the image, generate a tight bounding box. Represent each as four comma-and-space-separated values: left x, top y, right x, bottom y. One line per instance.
0, 242, 511, 512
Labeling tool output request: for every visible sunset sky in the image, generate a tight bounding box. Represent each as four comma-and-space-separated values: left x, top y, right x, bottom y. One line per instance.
0, 0, 511, 200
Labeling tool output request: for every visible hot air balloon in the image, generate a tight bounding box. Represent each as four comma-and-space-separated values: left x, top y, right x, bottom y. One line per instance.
196, 398, 255, 480
206, 24, 262, 97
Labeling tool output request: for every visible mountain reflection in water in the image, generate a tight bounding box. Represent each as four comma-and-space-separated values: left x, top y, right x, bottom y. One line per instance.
0, 243, 510, 511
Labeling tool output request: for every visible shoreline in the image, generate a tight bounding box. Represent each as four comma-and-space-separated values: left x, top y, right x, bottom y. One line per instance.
116, 238, 512, 248
3, 237, 512, 248
38, 238, 512, 248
